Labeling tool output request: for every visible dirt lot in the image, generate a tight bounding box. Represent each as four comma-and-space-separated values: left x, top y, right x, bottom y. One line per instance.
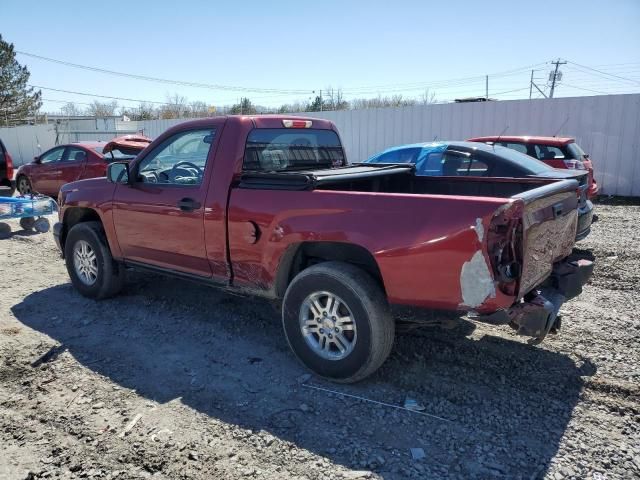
0, 201, 639, 480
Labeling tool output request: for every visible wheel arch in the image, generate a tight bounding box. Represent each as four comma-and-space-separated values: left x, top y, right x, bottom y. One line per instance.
60, 207, 103, 254
274, 241, 386, 298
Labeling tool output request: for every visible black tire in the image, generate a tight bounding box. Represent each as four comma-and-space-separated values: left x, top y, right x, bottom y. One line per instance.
64, 221, 124, 299
0, 223, 10, 239
20, 217, 35, 231
33, 217, 50, 233
282, 261, 394, 383
16, 175, 32, 195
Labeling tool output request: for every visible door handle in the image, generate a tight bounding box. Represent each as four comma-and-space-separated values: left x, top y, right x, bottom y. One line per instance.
177, 198, 201, 212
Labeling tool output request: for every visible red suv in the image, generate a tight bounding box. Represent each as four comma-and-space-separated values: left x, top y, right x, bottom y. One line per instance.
467, 136, 598, 198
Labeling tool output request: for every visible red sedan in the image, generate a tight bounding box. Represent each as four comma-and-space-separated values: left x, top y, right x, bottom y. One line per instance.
467, 136, 599, 198
15, 135, 151, 197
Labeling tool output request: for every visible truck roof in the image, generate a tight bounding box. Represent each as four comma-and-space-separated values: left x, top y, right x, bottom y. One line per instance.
158, 115, 338, 131
467, 135, 575, 146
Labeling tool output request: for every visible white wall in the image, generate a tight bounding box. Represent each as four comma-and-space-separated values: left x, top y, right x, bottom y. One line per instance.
2, 94, 639, 196
303, 94, 640, 197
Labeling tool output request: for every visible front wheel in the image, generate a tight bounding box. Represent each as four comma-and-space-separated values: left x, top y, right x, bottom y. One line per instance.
282, 261, 394, 383
64, 221, 124, 299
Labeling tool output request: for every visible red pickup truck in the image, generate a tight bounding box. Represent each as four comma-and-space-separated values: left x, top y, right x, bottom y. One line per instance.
53, 116, 593, 383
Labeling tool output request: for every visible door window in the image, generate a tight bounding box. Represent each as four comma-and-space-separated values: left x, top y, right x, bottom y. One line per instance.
40, 147, 65, 164
464, 157, 490, 176
64, 147, 88, 162
137, 129, 215, 185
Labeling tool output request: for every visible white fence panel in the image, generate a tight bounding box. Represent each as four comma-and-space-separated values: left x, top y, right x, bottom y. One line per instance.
1, 94, 639, 195
306, 94, 640, 197
0, 124, 57, 167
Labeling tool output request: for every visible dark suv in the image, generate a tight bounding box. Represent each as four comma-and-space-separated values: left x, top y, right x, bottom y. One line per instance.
0, 138, 15, 196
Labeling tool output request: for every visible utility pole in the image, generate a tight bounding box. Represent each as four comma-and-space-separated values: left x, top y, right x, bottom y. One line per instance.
485, 75, 488, 100
319, 90, 323, 112
529, 70, 534, 99
549, 58, 567, 99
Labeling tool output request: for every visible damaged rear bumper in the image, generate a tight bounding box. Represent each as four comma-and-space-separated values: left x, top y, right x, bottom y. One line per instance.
476, 257, 594, 344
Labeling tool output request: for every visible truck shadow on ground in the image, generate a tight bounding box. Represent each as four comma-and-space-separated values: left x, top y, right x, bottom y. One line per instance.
12, 275, 596, 479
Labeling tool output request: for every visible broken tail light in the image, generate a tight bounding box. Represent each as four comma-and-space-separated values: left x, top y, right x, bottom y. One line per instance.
487, 201, 524, 297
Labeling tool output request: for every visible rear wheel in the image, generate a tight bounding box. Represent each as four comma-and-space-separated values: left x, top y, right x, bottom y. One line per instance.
64, 221, 124, 299
282, 261, 394, 383
17, 176, 32, 195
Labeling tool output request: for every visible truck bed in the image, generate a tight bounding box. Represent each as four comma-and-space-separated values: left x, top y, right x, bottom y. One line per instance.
238, 164, 563, 199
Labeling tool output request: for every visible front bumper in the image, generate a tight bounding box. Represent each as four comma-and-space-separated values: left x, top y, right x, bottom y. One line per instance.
476, 257, 594, 344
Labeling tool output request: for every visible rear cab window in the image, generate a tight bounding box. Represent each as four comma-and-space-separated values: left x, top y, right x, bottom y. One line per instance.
243, 129, 345, 172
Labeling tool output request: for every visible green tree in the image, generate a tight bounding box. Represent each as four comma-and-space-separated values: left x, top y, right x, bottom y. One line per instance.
0, 35, 42, 126
230, 97, 257, 115
307, 95, 323, 112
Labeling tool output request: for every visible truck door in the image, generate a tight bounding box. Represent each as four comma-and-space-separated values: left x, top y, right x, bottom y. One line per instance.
112, 127, 216, 277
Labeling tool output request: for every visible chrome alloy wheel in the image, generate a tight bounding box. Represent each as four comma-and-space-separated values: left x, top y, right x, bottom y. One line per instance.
73, 240, 98, 285
299, 291, 357, 360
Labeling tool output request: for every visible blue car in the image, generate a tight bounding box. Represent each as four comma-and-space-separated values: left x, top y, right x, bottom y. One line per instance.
363, 141, 594, 240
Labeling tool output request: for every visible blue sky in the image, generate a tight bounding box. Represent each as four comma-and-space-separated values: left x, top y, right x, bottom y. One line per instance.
2, 0, 639, 112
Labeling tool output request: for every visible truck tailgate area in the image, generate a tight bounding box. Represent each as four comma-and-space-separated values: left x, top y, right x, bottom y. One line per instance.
515, 185, 579, 296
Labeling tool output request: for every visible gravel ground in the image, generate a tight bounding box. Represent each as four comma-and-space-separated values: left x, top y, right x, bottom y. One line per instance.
0, 201, 639, 480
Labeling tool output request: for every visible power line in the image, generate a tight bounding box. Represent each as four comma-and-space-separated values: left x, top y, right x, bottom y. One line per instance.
17, 50, 311, 94
19, 49, 549, 98
566, 61, 640, 85
31, 85, 170, 105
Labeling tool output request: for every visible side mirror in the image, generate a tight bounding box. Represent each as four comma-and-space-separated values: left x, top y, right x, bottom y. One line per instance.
33, 156, 41, 163
107, 162, 131, 184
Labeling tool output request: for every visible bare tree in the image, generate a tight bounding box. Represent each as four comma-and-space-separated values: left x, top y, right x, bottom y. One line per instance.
87, 100, 119, 117
420, 89, 437, 105
60, 102, 83, 117
160, 93, 189, 119
350, 95, 416, 109
189, 101, 211, 118
121, 102, 157, 120
323, 87, 348, 111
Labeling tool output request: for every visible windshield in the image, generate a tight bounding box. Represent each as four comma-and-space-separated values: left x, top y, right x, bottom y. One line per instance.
243, 129, 345, 172
490, 145, 551, 174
